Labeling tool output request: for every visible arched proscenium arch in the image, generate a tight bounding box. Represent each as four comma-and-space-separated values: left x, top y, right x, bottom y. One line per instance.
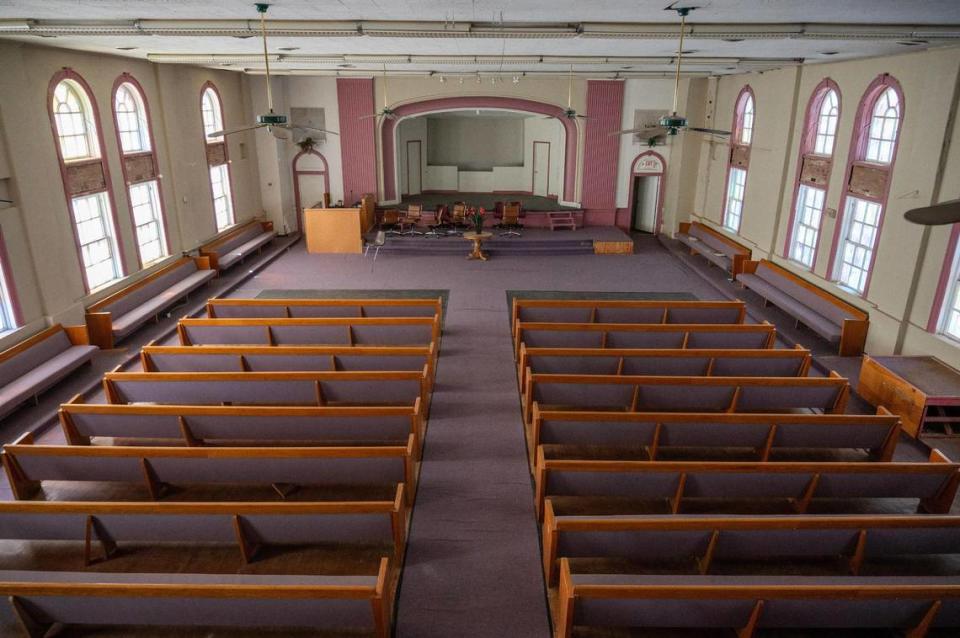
381, 96, 579, 203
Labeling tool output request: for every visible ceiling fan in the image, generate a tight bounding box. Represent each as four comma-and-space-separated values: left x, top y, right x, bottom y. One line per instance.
360, 65, 398, 122
209, 3, 338, 141
544, 66, 588, 121
611, 6, 731, 144
904, 200, 960, 225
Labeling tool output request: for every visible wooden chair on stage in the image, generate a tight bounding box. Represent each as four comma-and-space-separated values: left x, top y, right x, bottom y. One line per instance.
497, 202, 523, 237
380, 208, 402, 234
450, 202, 468, 230
425, 204, 452, 237
399, 204, 425, 235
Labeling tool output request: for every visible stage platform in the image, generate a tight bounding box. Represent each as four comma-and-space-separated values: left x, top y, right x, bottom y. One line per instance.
399, 192, 579, 212
365, 226, 634, 256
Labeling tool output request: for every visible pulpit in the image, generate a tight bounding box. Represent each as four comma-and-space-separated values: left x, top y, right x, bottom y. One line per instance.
304, 194, 375, 254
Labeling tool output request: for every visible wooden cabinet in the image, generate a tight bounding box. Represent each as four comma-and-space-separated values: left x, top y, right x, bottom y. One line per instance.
859, 355, 960, 438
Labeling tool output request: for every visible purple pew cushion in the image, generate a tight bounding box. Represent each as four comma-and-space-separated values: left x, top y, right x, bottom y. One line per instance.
0, 344, 96, 418
737, 272, 842, 343
215, 230, 275, 269
110, 269, 216, 338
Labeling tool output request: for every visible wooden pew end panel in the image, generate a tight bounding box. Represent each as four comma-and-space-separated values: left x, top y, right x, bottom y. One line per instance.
84, 312, 115, 350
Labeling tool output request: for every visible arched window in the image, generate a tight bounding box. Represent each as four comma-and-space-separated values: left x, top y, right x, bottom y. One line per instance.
722, 86, 755, 233
200, 83, 234, 231
829, 75, 904, 295
933, 226, 960, 341
53, 80, 99, 161
112, 75, 169, 266
785, 80, 841, 269
49, 70, 124, 291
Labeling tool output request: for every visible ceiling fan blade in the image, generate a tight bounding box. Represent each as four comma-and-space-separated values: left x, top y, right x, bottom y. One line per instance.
610, 126, 667, 138
358, 113, 379, 121
904, 200, 960, 226
270, 127, 290, 140
575, 114, 589, 119
209, 123, 267, 138
687, 126, 732, 136
289, 125, 340, 136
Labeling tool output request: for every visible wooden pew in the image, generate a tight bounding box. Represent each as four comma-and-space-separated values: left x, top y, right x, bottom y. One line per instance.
60, 399, 426, 453
2, 433, 417, 503
528, 405, 901, 466
517, 344, 812, 393
510, 298, 746, 333
84, 256, 215, 349
675, 220, 753, 275
737, 259, 869, 355
554, 558, 960, 638
0, 558, 392, 638
198, 218, 275, 272
522, 372, 851, 425
542, 505, 960, 583
102, 370, 429, 410
140, 343, 437, 392
533, 446, 960, 518
207, 296, 443, 322
514, 321, 777, 354
178, 316, 441, 350
0, 493, 407, 566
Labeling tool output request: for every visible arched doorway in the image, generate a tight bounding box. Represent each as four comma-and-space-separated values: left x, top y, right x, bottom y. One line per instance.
292, 149, 330, 234
379, 96, 581, 204
626, 151, 666, 234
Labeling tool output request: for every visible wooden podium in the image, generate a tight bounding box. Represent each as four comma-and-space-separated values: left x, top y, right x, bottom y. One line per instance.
304, 194, 375, 254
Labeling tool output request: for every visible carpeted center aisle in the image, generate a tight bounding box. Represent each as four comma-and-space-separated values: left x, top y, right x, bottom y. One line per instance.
394, 291, 551, 637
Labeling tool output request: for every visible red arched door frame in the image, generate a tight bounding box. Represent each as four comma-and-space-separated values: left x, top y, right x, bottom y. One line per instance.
624, 150, 667, 234
292, 148, 331, 234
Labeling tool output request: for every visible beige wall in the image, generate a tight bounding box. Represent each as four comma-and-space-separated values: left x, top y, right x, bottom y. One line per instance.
683, 45, 960, 366
0, 41, 262, 349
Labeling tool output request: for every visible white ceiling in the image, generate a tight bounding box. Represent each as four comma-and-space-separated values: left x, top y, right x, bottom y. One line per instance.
1, 0, 959, 77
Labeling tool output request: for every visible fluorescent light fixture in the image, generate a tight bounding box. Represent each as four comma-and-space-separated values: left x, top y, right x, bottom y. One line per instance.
0, 20, 32, 32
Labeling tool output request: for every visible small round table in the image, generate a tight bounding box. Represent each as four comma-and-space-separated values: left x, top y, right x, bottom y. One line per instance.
461, 231, 493, 261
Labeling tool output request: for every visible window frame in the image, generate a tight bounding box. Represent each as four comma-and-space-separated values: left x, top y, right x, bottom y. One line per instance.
200, 81, 236, 232
48, 68, 127, 293
111, 73, 170, 269
721, 86, 755, 233
0, 229, 23, 334
928, 224, 960, 337
783, 78, 841, 270
827, 74, 904, 298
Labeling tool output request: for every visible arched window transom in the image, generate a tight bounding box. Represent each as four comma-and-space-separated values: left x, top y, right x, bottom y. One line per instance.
53, 80, 99, 161
114, 83, 150, 154
864, 87, 900, 164
813, 89, 839, 156
201, 88, 224, 141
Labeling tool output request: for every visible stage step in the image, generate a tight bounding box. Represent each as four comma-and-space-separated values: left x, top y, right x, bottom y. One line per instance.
547, 211, 578, 231
376, 236, 595, 256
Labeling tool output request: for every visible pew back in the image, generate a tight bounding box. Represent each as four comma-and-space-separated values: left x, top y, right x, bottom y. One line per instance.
511, 299, 746, 332
178, 316, 440, 348
207, 297, 443, 321
514, 322, 776, 353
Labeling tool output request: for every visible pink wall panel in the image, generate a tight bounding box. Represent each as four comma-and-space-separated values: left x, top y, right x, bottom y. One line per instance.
336, 78, 378, 204
580, 80, 625, 223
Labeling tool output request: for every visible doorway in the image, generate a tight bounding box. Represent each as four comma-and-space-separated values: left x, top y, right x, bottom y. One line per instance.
532, 141, 550, 197
630, 175, 660, 233
292, 149, 330, 234
406, 140, 422, 195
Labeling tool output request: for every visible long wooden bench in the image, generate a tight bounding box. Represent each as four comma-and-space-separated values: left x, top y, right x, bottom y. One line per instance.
85, 256, 216, 349
675, 220, 752, 276
0, 559, 392, 638
555, 559, 960, 638
103, 370, 428, 409
542, 507, 960, 584
517, 344, 811, 393
511, 298, 746, 332
0, 495, 407, 566
737, 259, 870, 355
2, 434, 417, 503
60, 400, 425, 452
0, 324, 96, 419
528, 405, 901, 466
533, 447, 960, 518
179, 316, 440, 349
199, 218, 275, 272
522, 373, 850, 424
140, 344, 436, 392
514, 321, 777, 353
208, 296, 443, 321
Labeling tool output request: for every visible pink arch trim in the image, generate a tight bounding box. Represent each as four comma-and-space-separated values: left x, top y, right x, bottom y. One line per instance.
292, 148, 331, 234
782, 77, 842, 264
380, 96, 578, 202
826, 73, 905, 297
48, 67, 128, 292
626, 150, 667, 234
